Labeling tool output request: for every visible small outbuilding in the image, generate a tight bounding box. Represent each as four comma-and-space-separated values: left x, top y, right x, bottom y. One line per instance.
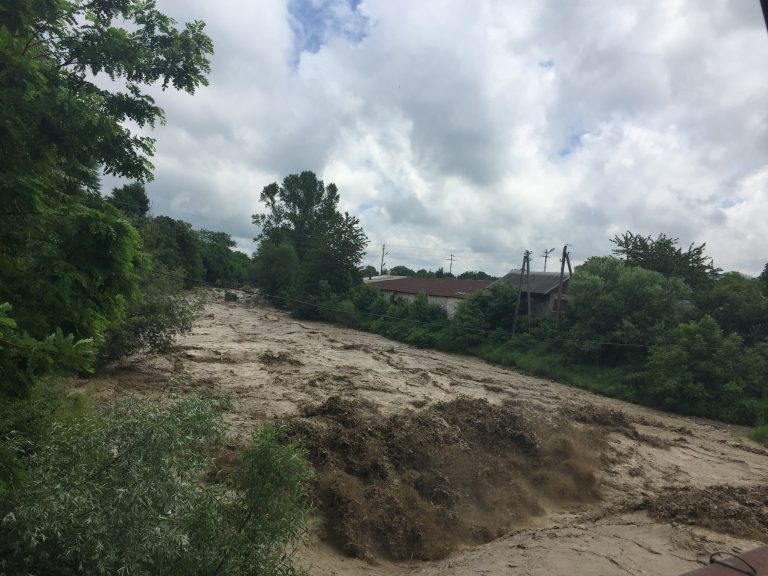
492, 270, 570, 318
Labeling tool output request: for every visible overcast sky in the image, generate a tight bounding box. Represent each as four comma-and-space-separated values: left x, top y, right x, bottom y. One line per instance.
106, 0, 768, 277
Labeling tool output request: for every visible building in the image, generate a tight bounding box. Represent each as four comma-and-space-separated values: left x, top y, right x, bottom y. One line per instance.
492, 270, 570, 317
366, 277, 493, 318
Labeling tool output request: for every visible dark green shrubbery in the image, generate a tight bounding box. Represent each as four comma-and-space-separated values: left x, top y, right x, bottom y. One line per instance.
283, 254, 768, 433
100, 267, 206, 362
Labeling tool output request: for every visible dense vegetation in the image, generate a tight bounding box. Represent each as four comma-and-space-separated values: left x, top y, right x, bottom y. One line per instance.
258, 219, 768, 434
251, 170, 368, 317
0, 2, 310, 573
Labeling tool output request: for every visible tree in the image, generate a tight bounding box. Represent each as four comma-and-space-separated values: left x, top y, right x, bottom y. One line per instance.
700, 272, 768, 344
0, 1, 213, 339
1, 0, 212, 235
610, 231, 719, 290
389, 265, 416, 276
359, 265, 378, 278
252, 171, 368, 299
641, 316, 759, 423
448, 282, 518, 347
197, 230, 251, 286
252, 242, 300, 299
458, 271, 496, 280
108, 182, 150, 220
760, 263, 768, 295
0, 194, 146, 341
567, 257, 694, 361
140, 216, 205, 287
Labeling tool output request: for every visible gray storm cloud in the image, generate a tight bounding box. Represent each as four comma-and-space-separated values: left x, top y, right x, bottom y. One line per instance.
110, 0, 768, 276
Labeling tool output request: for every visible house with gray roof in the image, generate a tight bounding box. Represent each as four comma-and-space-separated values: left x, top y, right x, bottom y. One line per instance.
492, 270, 570, 318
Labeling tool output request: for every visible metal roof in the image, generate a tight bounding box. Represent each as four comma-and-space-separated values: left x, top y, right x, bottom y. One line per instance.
362, 275, 409, 283
492, 270, 570, 295
369, 278, 493, 299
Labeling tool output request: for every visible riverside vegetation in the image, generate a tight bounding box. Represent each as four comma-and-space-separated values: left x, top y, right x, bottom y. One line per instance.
250, 178, 768, 438
1, 3, 310, 574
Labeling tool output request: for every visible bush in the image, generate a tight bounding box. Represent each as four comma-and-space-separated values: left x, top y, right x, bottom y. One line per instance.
0, 398, 313, 576
101, 270, 205, 361
749, 424, 768, 447
224, 291, 239, 302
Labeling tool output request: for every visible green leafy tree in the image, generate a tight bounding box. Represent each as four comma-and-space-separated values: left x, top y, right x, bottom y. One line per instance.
100, 266, 205, 361
567, 257, 694, 361
457, 270, 496, 280
0, 195, 146, 341
140, 216, 205, 287
0, 303, 95, 489
197, 229, 251, 286
640, 316, 768, 424
1, 0, 212, 247
108, 182, 150, 220
448, 282, 518, 347
389, 265, 416, 276
760, 263, 768, 295
252, 242, 300, 299
359, 264, 378, 278
0, 0, 212, 338
610, 231, 719, 290
0, 304, 94, 404
700, 272, 768, 344
252, 171, 368, 299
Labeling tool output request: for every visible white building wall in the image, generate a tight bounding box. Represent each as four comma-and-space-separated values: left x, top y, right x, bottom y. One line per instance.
379, 290, 464, 319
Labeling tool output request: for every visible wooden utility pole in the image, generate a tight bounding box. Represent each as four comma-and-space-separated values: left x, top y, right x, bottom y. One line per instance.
512, 250, 531, 335
526, 255, 532, 327
379, 244, 388, 275
541, 248, 555, 272
554, 244, 572, 329
446, 253, 455, 275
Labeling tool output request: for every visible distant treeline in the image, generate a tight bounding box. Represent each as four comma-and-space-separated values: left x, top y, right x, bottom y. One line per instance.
361, 264, 497, 281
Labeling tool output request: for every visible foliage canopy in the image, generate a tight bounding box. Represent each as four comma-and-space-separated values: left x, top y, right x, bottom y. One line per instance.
252, 171, 368, 301
610, 231, 719, 290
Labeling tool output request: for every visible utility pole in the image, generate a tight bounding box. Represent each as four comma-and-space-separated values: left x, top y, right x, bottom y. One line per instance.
526, 255, 532, 326
541, 248, 555, 272
512, 250, 531, 335
446, 253, 455, 275
380, 244, 389, 276
554, 244, 572, 329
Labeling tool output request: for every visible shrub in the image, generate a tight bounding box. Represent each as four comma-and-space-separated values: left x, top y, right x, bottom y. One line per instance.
749, 424, 768, 448
101, 270, 205, 361
0, 398, 313, 576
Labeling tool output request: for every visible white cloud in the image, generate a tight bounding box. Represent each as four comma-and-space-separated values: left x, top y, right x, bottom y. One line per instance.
119, 0, 768, 276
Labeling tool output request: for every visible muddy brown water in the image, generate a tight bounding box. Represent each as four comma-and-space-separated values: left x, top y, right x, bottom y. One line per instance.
86, 291, 768, 576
